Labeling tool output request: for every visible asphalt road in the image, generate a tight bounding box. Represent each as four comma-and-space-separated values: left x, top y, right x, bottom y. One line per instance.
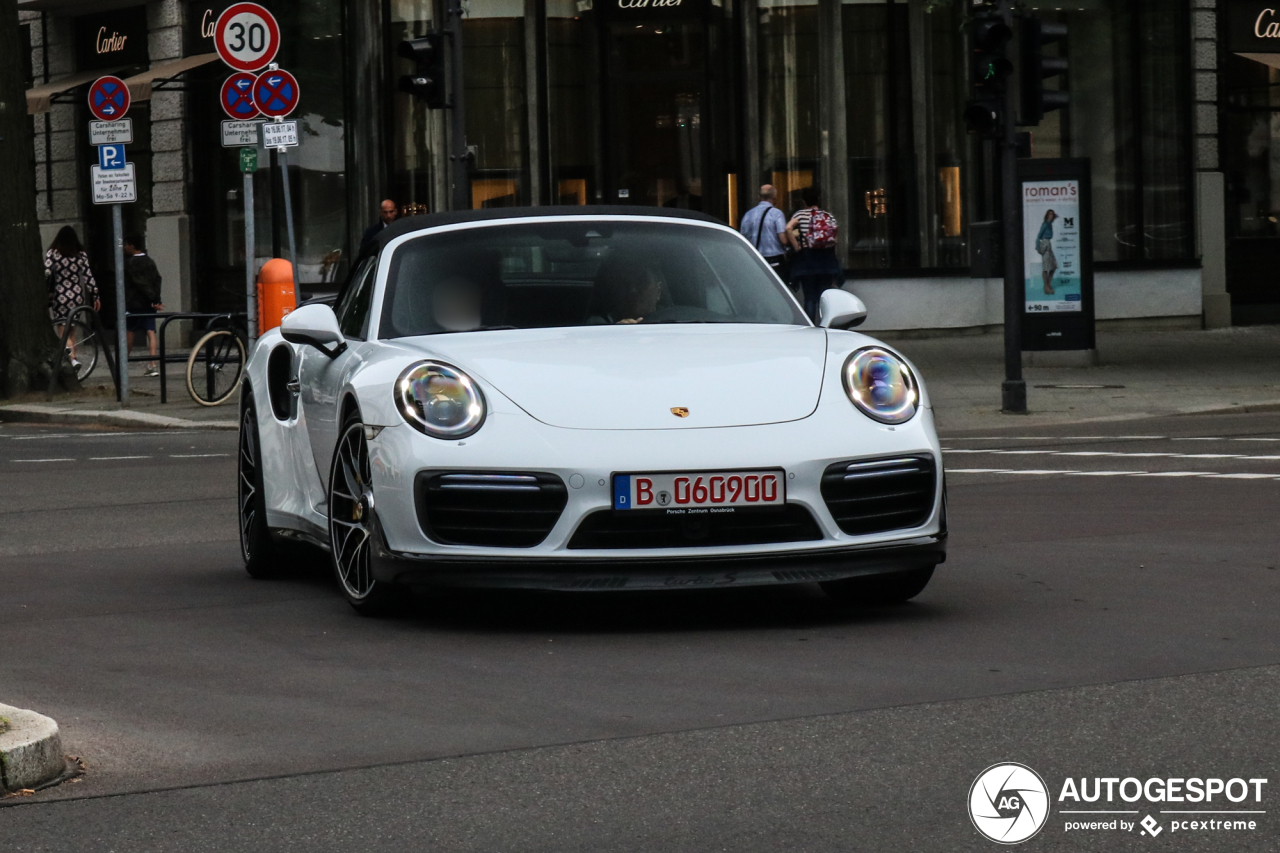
1, 413, 1278, 851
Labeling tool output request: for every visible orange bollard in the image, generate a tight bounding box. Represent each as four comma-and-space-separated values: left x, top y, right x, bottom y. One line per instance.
256, 258, 297, 335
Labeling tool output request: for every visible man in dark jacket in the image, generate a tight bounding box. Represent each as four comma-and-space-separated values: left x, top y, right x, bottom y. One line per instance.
360, 199, 399, 251
123, 234, 164, 376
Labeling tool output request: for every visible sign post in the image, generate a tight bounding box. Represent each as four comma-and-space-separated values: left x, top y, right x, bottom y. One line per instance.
254, 66, 301, 276
88, 76, 133, 406
241, 148, 259, 348
215, 3, 284, 344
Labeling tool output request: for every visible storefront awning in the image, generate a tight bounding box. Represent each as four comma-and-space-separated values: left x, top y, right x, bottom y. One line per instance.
1238, 52, 1280, 69
121, 53, 220, 103
26, 68, 125, 115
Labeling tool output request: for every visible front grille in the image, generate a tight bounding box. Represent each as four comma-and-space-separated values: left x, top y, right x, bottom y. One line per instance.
820, 455, 937, 536
415, 471, 568, 548
568, 505, 822, 550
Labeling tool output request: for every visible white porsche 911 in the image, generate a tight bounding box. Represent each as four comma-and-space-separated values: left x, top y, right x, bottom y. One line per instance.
238, 207, 946, 614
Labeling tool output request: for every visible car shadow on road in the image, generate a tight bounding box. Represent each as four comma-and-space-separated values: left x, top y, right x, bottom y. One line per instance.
388, 584, 950, 635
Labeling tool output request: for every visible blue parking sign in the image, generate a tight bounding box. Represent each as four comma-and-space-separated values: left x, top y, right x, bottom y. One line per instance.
97, 144, 125, 171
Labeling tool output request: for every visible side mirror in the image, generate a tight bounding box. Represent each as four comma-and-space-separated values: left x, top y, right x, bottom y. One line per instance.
280, 303, 347, 358
818, 289, 868, 329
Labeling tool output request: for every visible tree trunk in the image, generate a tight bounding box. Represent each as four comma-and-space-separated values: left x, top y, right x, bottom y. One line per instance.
0, 0, 64, 397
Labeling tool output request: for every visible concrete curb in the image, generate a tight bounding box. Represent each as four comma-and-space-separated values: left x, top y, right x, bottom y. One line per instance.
0, 704, 64, 792
0, 404, 236, 431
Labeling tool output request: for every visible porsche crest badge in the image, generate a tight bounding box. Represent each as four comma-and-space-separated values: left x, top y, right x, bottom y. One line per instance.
670, 407, 690, 418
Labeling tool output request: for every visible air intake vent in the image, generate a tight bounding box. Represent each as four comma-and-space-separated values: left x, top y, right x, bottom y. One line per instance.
568, 505, 822, 550
415, 471, 568, 548
820, 455, 936, 536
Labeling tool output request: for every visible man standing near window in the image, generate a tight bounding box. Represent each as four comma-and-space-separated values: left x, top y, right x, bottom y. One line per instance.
738, 184, 790, 288
360, 199, 399, 251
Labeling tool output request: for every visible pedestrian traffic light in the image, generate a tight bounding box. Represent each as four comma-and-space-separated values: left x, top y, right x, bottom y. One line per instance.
1018, 17, 1068, 126
964, 13, 1012, 138
398, 34, 447, 109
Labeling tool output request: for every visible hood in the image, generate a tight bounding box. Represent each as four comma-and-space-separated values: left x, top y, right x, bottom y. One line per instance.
407, 325, 827, 430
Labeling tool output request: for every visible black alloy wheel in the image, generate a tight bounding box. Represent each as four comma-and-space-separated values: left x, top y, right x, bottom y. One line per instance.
328, 411, 399, 615
239, 395, 281, 577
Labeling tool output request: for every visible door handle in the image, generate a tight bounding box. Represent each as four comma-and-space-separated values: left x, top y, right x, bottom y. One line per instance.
286, 378, 300, 394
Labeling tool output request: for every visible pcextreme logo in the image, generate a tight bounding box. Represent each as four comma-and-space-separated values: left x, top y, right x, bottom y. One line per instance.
968, 763, 1270, 844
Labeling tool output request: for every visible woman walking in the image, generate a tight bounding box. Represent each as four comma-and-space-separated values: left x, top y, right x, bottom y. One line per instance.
1036, 209, 1058, 295
786, 186, 843, 322
45, 226, 99, 368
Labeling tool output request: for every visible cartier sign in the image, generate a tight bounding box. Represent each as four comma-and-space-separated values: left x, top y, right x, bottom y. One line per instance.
596, 0, 706, 19
1227, 1, 1280, 52
74, 6, 148, 71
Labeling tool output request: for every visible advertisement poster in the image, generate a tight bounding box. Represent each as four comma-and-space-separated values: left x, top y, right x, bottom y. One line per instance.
1023, 179, 1082, 313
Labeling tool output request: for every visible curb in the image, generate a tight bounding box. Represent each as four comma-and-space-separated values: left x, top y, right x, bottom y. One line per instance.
0, 404, 237, 431
0, 704, 64, 793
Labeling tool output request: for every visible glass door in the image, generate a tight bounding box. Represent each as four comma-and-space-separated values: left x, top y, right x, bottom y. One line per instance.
605, 20, 707, 211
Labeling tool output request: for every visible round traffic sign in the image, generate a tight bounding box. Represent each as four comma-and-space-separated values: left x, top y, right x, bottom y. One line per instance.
220, 72, 260, 120
214, 3, 280, 72
87, 76, 130, 121
253, 68, 300, 118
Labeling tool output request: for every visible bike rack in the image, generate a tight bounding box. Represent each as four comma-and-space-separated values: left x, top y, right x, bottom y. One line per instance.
46, 306, 121, 402
155, 312, 245, 403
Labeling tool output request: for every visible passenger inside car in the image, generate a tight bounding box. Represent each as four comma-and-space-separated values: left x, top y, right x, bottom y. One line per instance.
433, 274, 484, 332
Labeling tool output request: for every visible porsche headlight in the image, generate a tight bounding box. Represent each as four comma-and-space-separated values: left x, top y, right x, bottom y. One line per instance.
842, 347, 919, 424
396, 361, 486, 438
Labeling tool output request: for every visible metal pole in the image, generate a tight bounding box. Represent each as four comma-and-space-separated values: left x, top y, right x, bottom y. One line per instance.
448, 0, 469, 211
279, 146, 298, 279
112, 203, 129, 407
1000, 0, 1026, 414
244, 169, 257, 349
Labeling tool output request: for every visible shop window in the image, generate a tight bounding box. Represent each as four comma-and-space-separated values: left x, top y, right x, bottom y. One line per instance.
389, 0, 443, 216
1025, 1, 1193, 262
761, 0, 820, 217
464, 3, 530, 208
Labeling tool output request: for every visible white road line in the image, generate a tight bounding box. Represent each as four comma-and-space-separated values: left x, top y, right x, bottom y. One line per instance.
946, 448, 1280, 462
10, 458, 75, 463
10, 434, 73, 440
946, 468, 1280, 481
1233, 437, 1280, 442
169, 453, 229, 458
88, 455, 151, 461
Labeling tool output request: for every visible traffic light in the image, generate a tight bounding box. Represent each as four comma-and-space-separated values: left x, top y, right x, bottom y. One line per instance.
1018, 18, 1068, 126
964, 13, 1013, 138
398, 34, 447, 109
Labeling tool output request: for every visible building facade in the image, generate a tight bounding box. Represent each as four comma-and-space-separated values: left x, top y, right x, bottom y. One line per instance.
18, 0, 1266, 334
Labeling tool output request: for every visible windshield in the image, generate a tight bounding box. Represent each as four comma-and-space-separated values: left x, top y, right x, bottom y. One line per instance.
378, 220, 808, 338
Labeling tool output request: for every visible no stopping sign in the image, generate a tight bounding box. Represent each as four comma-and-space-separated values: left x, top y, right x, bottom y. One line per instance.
215, 3, 280, 72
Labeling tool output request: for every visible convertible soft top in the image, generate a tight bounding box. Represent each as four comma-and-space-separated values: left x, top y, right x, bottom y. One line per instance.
368, 205, 725, 256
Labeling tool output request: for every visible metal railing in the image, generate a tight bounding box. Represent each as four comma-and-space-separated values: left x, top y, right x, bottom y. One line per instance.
154, 312, 246, 403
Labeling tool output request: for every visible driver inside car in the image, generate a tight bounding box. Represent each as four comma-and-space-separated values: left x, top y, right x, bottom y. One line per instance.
588, 259, 665, 325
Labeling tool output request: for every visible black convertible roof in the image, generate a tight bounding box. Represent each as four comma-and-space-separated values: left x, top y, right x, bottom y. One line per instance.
369, 205, 724, 254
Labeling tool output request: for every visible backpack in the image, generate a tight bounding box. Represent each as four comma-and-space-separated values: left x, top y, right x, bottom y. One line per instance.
805, 208, 838, 249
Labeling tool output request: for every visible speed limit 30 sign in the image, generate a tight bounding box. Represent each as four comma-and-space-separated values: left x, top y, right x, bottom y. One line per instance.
214, 3, 280, 72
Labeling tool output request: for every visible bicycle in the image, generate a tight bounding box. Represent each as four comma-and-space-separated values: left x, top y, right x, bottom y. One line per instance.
186, 315, 248, 406
53, 312, 99, 382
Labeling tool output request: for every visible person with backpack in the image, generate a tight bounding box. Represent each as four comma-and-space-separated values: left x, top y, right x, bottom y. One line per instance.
786, 186, 843, 322
123, 233, 164, 376
738, 184, 791, 287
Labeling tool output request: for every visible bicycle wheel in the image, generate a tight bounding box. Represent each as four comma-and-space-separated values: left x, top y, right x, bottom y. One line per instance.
52, 317, 98, 382
187, 329, 246, 406
68, 319, 98, 381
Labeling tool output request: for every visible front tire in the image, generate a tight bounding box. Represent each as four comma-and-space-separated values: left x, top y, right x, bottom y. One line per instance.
820, 566, 935, 606
328, 412, 399, 616
239, 395, 282, 577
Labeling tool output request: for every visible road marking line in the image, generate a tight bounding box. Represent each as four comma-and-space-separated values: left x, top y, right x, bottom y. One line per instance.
946, 448, 1280, 462
169, 453, 229, 458
89, 455, 151, 461
947, 468, 1280, 481
10, 458, 75, 463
